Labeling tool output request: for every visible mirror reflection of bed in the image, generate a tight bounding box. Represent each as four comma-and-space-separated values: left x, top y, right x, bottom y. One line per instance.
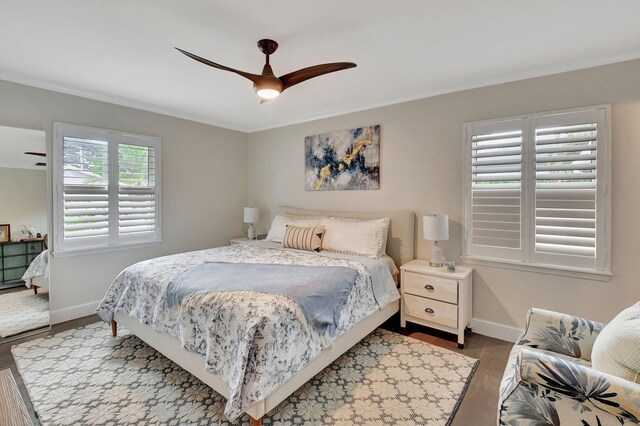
0, 125, 50, 343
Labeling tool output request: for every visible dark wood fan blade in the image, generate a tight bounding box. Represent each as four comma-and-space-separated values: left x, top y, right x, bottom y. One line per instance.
175, 47, 267, 85
25, 151, 46, 157
279, 62, 356, 91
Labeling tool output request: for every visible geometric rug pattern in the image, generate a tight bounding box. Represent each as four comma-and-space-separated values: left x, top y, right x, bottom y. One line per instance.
12, 322, 478, 425
0, 289, 49, 338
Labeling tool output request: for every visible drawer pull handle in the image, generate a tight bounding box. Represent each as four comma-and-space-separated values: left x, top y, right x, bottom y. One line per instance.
424, 308, 435, 314
424, 284, 435, 290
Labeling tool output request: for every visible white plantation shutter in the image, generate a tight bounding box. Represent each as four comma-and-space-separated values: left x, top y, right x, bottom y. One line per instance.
62, 136, 110, 249
533, 110, 606, 270
54, 123, 161, 254
464, 106, 610, 274
467, 119, 525, 261
118, 142, 159, 239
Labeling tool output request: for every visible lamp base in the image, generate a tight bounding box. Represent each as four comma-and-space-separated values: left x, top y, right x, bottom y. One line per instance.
247, 223, 256, 240
430, 242, 445, 268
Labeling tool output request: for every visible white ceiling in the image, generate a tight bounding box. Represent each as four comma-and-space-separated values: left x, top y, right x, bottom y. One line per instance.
0, 126, 46, 170
1, 1, 640, 133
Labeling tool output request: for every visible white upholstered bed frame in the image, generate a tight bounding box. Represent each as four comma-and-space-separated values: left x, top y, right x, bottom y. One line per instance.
113, 206, 415, 425
31, 276, 49, 293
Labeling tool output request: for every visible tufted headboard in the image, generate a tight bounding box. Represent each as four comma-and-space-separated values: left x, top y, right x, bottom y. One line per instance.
274, 206, 415, 267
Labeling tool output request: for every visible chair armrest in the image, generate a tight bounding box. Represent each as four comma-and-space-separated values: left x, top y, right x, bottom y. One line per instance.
516, 308, 605, 361
512, 349, 640, 423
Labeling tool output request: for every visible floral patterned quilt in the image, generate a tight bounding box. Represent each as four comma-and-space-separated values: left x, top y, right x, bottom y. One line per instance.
22, 249, 49, 287
96, 243, 397, 420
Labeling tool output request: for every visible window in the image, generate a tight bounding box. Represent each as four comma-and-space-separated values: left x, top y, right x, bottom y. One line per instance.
53, 123, 161, 255
462, 106, 611, 276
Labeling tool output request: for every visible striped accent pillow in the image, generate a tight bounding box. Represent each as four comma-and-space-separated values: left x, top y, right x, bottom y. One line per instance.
283, 225, 325, 252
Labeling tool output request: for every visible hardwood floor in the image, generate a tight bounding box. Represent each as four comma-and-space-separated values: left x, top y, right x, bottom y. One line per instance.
0, 367, 31, 425
0, 285, 33, 294
0, 314, 512, 425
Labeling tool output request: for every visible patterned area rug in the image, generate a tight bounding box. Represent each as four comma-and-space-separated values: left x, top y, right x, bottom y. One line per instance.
13, 322, 478, 425
0, 289, 49, 338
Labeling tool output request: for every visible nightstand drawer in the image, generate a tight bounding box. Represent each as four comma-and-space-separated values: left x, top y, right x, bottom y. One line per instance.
403, 294, 458, 328
403, 272, 458, 303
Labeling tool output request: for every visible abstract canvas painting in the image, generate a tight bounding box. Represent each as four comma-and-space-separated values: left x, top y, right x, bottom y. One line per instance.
305, 125, 380, 191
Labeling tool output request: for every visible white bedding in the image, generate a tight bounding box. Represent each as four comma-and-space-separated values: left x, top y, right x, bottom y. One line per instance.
96, 243, 398, 420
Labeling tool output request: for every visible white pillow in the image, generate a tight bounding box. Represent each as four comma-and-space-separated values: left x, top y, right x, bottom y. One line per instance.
591, 301, 640, 383
266, 214, 321, 243
319, 216, 390, 258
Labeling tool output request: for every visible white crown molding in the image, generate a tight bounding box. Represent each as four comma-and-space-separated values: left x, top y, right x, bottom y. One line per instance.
2, 49, 640, 134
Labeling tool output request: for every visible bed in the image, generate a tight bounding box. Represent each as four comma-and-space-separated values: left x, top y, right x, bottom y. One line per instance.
97, 206, 414, 425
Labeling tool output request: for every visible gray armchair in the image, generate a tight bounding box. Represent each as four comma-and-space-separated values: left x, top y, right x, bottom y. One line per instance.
498, 308, 640, 425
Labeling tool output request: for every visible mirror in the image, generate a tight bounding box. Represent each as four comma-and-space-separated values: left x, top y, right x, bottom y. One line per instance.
0, 125, 50, 343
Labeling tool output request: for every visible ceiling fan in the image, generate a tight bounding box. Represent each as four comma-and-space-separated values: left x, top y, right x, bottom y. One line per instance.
175, 39, 356, 102
25, 151, 46, 166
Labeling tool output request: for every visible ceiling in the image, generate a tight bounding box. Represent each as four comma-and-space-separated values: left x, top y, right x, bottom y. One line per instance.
1, 1, 640, 133
0, 126, 46, 170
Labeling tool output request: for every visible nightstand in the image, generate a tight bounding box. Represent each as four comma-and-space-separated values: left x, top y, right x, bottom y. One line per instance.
400, 260, 473, 349
229, 237, 250, 245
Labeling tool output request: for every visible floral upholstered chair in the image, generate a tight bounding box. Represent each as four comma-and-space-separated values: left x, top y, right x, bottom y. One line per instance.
498, 305, 640, 425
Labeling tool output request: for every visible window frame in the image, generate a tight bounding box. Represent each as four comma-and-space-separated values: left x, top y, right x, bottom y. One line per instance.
52, 122, 162, 257
461, 105, 611, 281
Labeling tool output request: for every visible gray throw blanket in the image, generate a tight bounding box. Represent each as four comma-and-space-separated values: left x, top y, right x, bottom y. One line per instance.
166, 262, 358, 335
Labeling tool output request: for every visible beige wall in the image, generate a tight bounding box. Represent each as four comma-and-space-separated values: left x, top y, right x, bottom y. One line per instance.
3, 58, 639, 331
0, 167, 47, 237
248, 59, 640, 329
0, 79, 248, 320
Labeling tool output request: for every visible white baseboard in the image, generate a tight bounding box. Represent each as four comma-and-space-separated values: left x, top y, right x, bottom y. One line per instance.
471, 317, 523, 342
50, 300, 101, 324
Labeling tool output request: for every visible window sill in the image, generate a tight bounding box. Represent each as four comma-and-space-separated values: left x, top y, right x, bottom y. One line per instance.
52, 240, 163, 258
461, 256, 612, 282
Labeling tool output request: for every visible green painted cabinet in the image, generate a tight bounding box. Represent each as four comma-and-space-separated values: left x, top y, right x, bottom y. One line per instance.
0, 240, 44, 286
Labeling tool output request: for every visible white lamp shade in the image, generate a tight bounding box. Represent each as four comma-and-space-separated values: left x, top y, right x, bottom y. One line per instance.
243, 207, 259, 224
423, 214, 449, 241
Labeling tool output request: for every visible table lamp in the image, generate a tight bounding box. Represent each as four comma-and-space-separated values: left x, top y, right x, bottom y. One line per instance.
423, 214, 449, 267
244, 207, 259, 240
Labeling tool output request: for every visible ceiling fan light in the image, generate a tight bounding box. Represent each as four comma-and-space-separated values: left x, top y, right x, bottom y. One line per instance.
256, 88, 280, 99
176, 39, 356, 103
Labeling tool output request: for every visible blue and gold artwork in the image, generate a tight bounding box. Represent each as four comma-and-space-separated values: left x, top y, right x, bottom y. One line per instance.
305, 125, 380, 191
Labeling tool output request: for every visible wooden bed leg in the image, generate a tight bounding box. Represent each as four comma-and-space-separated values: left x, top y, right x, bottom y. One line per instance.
250, 417, 262, 426
111, 320, 117, 337
33, 286, 38, 295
